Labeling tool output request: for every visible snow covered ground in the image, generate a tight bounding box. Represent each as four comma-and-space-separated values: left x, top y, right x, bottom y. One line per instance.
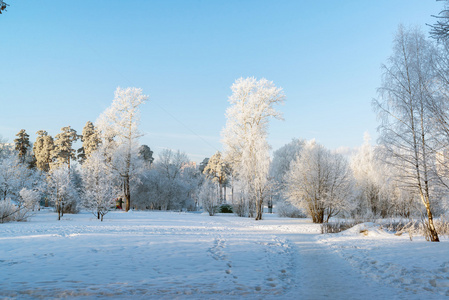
0, 211, 448, 299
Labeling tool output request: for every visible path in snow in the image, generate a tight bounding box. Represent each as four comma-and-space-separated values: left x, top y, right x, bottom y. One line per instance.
0, 211, 444, 299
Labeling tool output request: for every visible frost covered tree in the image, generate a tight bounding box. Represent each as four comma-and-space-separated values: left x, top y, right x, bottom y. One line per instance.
51, 126, 79, 169
373, 26, 440, 241
47, 165, 78, 220
0, 153, 44, 222
157, 149, 189, 180
222, 77, 285, 220
81, 150, 118, 221
96, 87, 148, 212
134, 170, 178, 210
78, 121, 101, 163
33, 130, 54, 172
350, 134, 391, 218
139, 149, 191, 210
199, 180, 219, 216
0, 155, 41, 202
140, 160, 200, 212
284, 141, 353, 223
19, 188, 40, 211
269, 138, 305, 215
203, 151, 229, 203
14, 129, 30, 163
180, 163, 203, 211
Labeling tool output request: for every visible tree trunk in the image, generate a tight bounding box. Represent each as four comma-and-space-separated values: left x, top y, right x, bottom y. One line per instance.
255, 189, 263, 220
124, 175, 131, 212
426, 204, 440, 242
97, 211, 100, 220
224, 186, 227, 203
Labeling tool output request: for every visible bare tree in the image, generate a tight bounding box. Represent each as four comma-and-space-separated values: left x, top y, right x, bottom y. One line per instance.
429, 0, 449, 41
373, 26, 440, 241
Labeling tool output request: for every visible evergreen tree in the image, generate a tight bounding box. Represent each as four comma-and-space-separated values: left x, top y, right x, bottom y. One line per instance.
51, 126, 79, 169
78, 121, 101, 163
14, 129, 30, 163
33, 130, 54, 172
138, 145, 154, 168
199, 157, 209, 174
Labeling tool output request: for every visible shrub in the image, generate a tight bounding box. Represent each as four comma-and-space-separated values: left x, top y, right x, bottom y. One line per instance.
219, 204, 233, 213
320, 220, 363, 234
277, 201, 306, 218
0, 199, 16, 223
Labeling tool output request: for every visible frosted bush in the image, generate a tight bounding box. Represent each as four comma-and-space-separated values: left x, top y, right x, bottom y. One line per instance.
276, 201, 306, 218
0, 198, 17, 223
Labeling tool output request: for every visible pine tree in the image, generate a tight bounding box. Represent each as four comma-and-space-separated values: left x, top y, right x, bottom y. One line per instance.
14, 129, 30, 163
33, 130, 54, 172
78, 121, 101, 163
138, 145, 154, 169
51, 126, 79, 169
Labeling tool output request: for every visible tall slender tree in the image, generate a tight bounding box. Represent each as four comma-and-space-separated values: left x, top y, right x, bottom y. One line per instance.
222, 77, 285, 220
33, 130, 54, 172
51, 126, 79, 169
96, 87, 148, 212
78, 121, 101, 163
14, 129, 30, 163
374, 26, 440, 241
203, 151, 229, 203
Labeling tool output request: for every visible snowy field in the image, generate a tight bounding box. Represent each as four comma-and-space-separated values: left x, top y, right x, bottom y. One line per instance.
1, 211, 448, 299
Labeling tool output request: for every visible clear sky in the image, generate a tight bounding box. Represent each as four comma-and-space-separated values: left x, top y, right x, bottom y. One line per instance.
0, 0, 444, 162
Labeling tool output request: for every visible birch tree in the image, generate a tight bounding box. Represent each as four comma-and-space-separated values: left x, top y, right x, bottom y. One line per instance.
222, 77, 285, 220
350, 133, 391, 218
81, 150, 118, 221
47, 165, 78, 220
284, 140, 353, 223
373, 26, 440, 241
96, 87, 148, 212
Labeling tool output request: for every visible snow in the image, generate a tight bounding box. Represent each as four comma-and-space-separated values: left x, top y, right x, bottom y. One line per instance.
318, 222, 449, 298
1, 211, 448, 299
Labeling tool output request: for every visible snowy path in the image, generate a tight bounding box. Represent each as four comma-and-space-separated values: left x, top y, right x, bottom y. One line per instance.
0, 211, 446, 299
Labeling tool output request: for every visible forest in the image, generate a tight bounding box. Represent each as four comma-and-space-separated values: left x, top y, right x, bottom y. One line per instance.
2, 23, 449, 244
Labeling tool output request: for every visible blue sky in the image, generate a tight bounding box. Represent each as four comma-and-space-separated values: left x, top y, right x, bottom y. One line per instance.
0, 0, 443, 162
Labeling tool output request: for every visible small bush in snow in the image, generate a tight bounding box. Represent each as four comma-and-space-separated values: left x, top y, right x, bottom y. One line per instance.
0, 198, 16, 223
0, 196, 36, 223
320, 220, 363, 234
277, 201, 306, 218
219, 204, 233, 213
